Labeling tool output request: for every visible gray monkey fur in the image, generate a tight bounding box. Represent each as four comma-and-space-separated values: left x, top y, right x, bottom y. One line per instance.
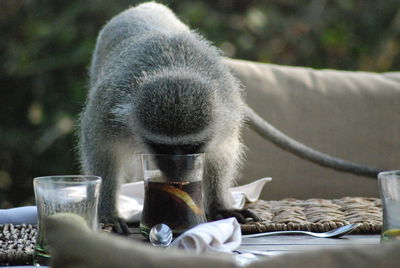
79, 2, 382, 228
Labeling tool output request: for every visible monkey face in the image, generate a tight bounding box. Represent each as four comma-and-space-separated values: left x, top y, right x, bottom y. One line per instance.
145, 142, 205, 182
147, 142, 204, 155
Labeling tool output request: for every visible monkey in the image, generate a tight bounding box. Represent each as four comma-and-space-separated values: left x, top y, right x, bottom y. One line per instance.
79, 2, 382, 234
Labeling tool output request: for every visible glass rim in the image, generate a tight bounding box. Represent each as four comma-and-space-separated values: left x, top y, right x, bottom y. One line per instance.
34, 175, 102, 183
378, 170, 400, 179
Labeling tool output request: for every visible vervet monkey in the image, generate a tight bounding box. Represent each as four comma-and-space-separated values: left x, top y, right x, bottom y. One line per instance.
79, 2, 382, 233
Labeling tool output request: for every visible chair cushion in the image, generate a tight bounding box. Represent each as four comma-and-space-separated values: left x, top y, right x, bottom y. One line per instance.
225, 58, 400, 199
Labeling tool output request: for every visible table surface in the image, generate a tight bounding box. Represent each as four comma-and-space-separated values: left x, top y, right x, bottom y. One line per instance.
239, 234, 380, 256
128, 227, 380, 258
2, 233, 381, 268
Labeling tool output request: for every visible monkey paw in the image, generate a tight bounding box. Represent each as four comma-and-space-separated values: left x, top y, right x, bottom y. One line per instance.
101, 216, 130, 235
210, 208, 262, 224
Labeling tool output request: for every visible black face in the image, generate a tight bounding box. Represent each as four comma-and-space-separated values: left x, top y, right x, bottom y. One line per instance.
145, 141, 206, 181
147, 142, 205, 155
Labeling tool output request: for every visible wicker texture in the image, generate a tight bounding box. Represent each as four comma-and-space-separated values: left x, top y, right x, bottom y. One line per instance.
242, 197, 382, 234
0, 224, 35, 265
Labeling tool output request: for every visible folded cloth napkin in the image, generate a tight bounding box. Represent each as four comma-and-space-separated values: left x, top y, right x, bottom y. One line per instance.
0, 177, 271, 225
169, 217, 241, 254
119, 177, 272, 223
230, 177, 272, 208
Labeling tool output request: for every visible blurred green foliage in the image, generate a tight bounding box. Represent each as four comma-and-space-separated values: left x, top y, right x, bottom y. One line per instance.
1, 0, 399, 207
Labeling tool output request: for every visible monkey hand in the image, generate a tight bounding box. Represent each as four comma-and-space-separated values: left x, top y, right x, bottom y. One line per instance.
101, 215, 130, 235
209, 208, 262, 224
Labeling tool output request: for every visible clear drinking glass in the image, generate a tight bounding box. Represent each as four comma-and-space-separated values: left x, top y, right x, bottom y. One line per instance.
140, 154, 207, 237
378, 170, 400, 242
33, 175, 101, 266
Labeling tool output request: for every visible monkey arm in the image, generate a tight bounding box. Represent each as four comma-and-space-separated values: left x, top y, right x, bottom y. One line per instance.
80, 143, 130, 234
244, 105, 384, 178
79, 97, 132, 234
203, 150, 261, 223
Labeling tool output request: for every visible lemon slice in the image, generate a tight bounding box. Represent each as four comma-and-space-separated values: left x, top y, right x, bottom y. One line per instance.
160, 184, 203, 215
382, 229, 400, 240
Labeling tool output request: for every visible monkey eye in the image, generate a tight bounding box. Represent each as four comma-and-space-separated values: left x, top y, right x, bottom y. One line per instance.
179, 144, 203, 154
147, 142, 204, 155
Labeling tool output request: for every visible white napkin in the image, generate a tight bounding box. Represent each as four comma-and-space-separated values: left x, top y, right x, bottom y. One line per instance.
119, 181, 145, 223
118, 177, 272, 223
169, 217, 241, 254
0, 206, 38, 224
230, 177, 272, 209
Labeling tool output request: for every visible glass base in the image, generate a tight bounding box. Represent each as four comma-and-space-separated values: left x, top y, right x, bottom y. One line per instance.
33, 247, 51, 266
139, 223, 151, 238
140, 222, 196, 238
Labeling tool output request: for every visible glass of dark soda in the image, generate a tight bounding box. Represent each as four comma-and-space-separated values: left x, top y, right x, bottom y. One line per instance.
140, 153, 207, 237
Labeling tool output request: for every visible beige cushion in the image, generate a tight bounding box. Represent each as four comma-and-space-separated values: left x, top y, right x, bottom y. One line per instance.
225, 59, 400, 200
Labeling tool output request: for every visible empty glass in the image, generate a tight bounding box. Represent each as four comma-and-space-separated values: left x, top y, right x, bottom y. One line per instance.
140, 154, 207, 237
378, 170, 400, 242
33, 175, 101, 266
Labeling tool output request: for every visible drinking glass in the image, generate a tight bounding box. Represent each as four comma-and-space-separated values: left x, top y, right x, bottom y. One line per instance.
378, 170, 400, 242
33, 175, 101, 266
140, 154, 207, 237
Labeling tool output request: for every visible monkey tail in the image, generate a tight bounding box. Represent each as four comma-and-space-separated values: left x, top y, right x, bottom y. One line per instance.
244, 105, 384, 178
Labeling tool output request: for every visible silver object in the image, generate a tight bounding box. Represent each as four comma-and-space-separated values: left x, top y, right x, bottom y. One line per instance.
242, 223, 362, 238
149, 223, 173, 247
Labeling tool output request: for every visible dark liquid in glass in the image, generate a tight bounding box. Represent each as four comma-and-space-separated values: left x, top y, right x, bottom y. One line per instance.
140, 180, 206, 237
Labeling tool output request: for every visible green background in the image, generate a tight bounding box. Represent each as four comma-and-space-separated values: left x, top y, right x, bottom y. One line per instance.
1, 0, 399, 207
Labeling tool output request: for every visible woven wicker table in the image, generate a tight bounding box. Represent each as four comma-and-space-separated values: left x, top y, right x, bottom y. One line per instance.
238, 197, 382, 256
0, 197, 382, 266
242, 197, 382, 234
